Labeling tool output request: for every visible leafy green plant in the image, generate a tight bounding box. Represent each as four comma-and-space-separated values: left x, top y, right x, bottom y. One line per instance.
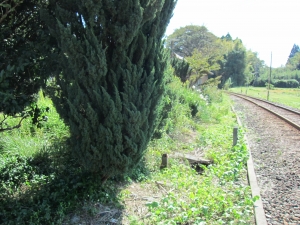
0, 63, 257, 224
0, 148, 121, 224
140, 93, 256, 224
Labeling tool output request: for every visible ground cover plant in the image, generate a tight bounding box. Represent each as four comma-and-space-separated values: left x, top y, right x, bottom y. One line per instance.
0, 92, 125, 224
118, 70, 257, 224
230, 87, 300, 109
0, 67, 257, 224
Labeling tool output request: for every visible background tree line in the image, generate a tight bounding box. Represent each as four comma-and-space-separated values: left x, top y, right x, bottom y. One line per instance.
166, 25, 265, 88
257, 44, 300, 88
165, 25, 300, 89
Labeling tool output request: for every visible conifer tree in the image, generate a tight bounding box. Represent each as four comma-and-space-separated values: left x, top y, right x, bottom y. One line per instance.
286, 44, 300, 66
222, 39, 246, 86
42, 0, 177, 178
171, 57, 191, 82
288, 44, 300, 59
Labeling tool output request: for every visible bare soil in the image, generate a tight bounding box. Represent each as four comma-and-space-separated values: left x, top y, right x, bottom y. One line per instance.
231, 95, 300, 225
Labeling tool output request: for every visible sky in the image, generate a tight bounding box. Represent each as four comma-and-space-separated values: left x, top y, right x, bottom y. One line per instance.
165, 0, 300, 68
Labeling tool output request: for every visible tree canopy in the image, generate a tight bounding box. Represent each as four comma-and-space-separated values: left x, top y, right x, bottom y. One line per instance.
166, 25, 219, 57
0, 1, 54, 115
286, 45, 300, 69
0, 0, 57, 133
287, 44, 300, 62
166, 25, 255, 87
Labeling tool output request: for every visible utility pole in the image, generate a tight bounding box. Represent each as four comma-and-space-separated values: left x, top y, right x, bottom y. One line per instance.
267, 52, 272, 100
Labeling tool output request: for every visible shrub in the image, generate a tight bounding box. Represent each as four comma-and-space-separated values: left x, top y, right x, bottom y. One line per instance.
252, 78, 267, 87
273, 79, 299, 88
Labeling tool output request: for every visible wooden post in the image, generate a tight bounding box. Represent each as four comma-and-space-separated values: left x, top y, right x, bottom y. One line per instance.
160, 153, 168, 169
233, 126, 238, 146
267, 52, 272, 101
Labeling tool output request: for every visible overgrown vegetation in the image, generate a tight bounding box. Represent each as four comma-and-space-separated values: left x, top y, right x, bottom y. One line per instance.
1, 2, 259, 223
0, 65, 257, 224
136, 70, 256, 224
0, 91, 123, 224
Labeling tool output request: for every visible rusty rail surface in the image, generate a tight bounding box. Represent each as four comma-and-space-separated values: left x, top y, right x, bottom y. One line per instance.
227, 92, 300, 131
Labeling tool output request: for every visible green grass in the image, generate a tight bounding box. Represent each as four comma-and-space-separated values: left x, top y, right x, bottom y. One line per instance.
230, 86, 300, 109
136, 91, 256, 224
0, 91, 69, 157
0, 74, 256, 224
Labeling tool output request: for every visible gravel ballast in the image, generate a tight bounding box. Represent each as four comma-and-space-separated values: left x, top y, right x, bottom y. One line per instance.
231, 95, 300, 225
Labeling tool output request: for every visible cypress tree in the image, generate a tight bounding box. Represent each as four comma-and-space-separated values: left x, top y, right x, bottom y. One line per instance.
42, 0, 177, 178
171, 57, 191, 82
288, 44, 300, 59
222, 39, 246, 86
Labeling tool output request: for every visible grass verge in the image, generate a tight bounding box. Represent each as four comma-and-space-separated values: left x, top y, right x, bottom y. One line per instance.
121, 82, 257, 224
0, 70, 257, 224
230, 86, 300, 109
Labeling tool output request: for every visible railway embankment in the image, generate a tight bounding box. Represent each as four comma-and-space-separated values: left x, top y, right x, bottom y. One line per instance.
230, 94, 300, 225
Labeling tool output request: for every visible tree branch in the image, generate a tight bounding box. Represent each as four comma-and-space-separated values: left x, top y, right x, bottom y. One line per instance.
0, 0, 23, 24
0, 114, 29, 132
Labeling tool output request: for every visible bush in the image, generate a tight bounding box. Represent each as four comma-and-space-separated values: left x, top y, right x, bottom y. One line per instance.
273, 79, 299, 88
253, 78, 267, 87
265, 83, 274, 90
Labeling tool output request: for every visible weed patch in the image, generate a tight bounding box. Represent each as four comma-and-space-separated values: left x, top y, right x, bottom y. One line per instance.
0, 76, 257, 224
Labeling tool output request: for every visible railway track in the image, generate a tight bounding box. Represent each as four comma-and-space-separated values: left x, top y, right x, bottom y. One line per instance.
229, 92, 300, 225
228, 92, 300, 131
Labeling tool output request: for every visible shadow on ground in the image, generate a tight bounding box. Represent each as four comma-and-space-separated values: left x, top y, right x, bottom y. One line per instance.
0, 139, 150, 224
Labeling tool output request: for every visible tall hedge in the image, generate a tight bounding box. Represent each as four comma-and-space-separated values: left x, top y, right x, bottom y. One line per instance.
273, 79, 299, 88
42, 0, 177, 178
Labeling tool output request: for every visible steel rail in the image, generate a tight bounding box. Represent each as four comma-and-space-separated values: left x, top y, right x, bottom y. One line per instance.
226, 91, 300, 115
227, 92, 300, 131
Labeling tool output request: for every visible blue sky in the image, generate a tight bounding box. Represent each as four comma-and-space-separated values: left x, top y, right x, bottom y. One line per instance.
166, 0, 300, 68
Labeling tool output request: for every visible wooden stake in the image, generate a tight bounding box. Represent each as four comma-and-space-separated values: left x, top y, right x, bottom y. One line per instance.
160, 154, 168, 169
233, 126, 238, 146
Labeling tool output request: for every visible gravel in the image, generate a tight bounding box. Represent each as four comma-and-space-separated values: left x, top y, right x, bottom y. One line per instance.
231, 95, 300, 225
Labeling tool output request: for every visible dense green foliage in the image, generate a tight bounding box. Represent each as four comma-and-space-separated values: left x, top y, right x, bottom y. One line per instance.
41, 0, 177, 178
249, 78, 299, 88
221, 39, 247, 86
287, 44, 300, 61
170, 56, 191, 82
166, 25, 224, 86
166, 25, 220, 58
286, 51, 300, 71
273, 79, 299, 88
244, 50, 265, 84
0, 1, 53, 115
166, 25, 265, 88
257, 56, 300, 88
141, 76, 255, 224
0, 67, 256, 224
0, 1, 60, 133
